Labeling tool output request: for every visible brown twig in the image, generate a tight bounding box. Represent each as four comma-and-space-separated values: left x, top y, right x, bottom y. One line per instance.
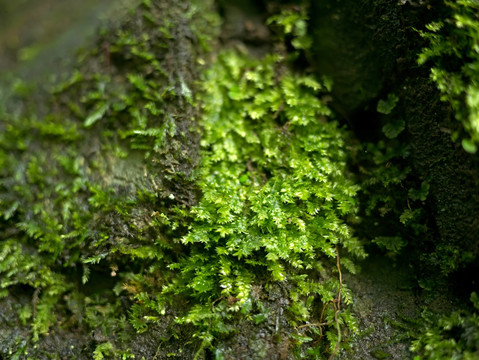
328, 245, 343, 360
296, 245, 345, 358
297, 320, 332, 329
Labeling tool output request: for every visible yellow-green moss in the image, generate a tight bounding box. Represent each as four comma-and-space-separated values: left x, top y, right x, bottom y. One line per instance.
0, 1, 367, 358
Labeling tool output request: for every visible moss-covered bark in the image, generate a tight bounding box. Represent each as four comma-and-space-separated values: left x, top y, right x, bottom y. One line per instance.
309, 0, 479, 276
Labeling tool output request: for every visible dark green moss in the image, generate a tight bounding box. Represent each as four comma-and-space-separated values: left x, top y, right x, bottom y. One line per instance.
418, 0, 479, 154
410, 292, 479, 359
0, 1, 370, 358
0, 0, 218, 357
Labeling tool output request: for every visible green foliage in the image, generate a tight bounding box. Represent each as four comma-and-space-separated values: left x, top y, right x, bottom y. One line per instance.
0, 240, 71, 340
408, 181, 430, 202
377, 93, 399, 115
0, 0, 218, 356
92, 341, 134, 360
357, 136, 430, 258
93, 342, 115, 360
131, 49, 366, 357
418, 0, 479, 153
372, 236, 406, 253
0, 0, 364, 358
267, 6, 313, 53
411, 292, 479, 359
376, 94, 405, 140
382, 118, 405, 139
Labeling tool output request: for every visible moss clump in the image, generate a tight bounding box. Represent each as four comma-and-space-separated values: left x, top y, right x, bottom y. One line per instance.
1, 1, 366, 358
418, 0, 479, 153
411, 292, 479, 359
135, 48, 365, 357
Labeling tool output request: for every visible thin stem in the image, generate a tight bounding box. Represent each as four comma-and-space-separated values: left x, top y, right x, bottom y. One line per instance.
297, 321, 332, 329
328, 245, 343, 360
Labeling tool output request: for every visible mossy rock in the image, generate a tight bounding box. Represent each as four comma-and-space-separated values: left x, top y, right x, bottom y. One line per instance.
0, 0, 366, 357
0, 0, 216, 357
310, 0, 479, 277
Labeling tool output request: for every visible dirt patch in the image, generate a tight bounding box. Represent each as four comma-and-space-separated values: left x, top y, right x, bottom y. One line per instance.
342, 254, 456, 360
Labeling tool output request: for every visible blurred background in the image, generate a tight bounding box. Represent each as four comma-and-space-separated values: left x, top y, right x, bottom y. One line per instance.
0, 0, 133, 78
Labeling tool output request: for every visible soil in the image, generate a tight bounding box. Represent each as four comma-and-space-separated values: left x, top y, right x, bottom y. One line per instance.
341, 253, 455, 360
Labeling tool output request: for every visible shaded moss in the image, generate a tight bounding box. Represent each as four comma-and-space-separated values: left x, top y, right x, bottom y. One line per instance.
0, 0, 218, 357
418, 0, 479, 153
411, 292, 479, 359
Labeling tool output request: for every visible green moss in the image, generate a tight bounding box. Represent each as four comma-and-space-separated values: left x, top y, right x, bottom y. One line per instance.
133, 48, 365, 357
0, 0, 367, 357
0, 0, 218, 356
418, 0, 479, 153
411, 292, 479, 359
267, 6, 313, 55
